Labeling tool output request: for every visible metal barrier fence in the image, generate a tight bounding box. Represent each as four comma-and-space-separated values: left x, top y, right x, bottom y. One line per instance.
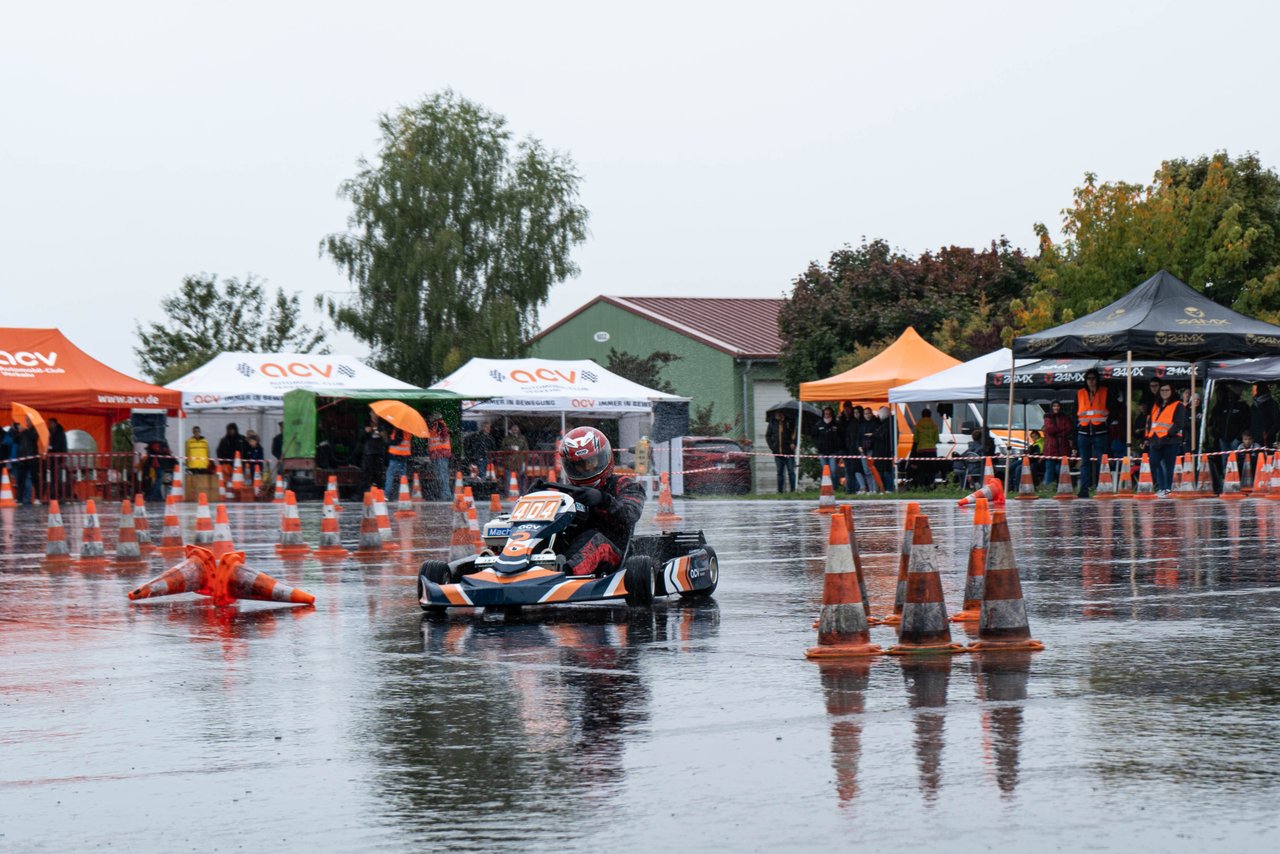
1, 452, 148, 504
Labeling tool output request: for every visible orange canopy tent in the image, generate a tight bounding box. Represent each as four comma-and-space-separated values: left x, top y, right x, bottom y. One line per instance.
799, 327, 960, 403
0, 328, 180, 451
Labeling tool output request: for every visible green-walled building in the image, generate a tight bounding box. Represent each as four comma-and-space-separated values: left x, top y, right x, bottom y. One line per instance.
530, 296, 790, 492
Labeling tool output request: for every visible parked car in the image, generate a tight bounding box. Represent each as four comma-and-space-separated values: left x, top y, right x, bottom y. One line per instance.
682, 436, 751, 495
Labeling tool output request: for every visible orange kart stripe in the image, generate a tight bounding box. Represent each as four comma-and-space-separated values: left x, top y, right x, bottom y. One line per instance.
677, 557, 691, 592
541, 578, 594, 603
469, 568, 560, 585
442, 584, 472, 605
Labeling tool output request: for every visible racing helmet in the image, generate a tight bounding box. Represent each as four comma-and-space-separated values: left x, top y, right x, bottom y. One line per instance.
560, 426, 613, 487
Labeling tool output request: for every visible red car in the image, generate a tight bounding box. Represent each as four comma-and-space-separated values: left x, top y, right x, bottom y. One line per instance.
682, 436, 752, 495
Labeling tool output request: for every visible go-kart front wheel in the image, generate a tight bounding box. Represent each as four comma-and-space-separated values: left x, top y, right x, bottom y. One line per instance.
421, 560, 451, 585
623, 556, 655, 607
680, 546, 719, 599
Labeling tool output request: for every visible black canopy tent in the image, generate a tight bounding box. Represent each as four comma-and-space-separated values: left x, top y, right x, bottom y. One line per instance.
1006, 270, 1280, 486
986, 358, 1196, 402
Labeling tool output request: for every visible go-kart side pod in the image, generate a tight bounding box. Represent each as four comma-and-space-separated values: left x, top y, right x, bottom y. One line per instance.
419, 566, 635, 609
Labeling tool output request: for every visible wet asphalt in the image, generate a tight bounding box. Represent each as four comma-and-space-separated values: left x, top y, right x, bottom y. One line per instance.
2, 495, 1279, 851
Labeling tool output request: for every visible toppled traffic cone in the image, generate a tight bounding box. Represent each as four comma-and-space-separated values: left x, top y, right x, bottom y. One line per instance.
77, 498, 107, 564
806, 511, 883, 659
394, 476, 417, 519
0, 467, 16, 507
967, 511, 1044, 652
314, 490, 347, 558
814, 464, 838, 514
276, 490, 311, 556
43, 499, 71, 564
448, 493, 474, 562
193, 493, 214, 544
881, 502, 921, 625
959, 475, 1005, 508
507, 470, 520, 501
1095, 455, 1116, 499
1220, 452, 1244, 500
1116, 456, 1135, 497
128, 545, 314, 607
355, 491, 384, 554
158, 494, 185, 553
887, 514, 965, 655
374, 488, 397, 548
1134, 453, 1156, 499
951, 496, 991, 622
1015, 457, 1038, 500
1053, 457, 1075, 500
115, 499, 143, 563
983, 456, 996, 481
133, 494, 153, 552
655, 472, 680, 523
210, 504, 235, 559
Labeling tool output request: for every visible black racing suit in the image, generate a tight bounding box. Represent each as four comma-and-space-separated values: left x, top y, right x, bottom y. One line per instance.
564, 474, 647, 576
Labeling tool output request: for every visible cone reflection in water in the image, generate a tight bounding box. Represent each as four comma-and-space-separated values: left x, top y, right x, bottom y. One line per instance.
888, 513, 965, 655
817, 660, 873, 804
43, 499, 71, 563
901, 656, 953, 804
805, 511, 882, 658
973, 651, 1033, 799
968, 511, 1045, 651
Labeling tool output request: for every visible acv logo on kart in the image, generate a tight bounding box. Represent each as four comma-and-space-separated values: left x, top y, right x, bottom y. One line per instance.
0, 351, 58, 367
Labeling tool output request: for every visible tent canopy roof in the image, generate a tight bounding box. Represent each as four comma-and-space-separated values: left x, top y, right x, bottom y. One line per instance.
800, 327, 960, 402
0, 327, 179, 415
889, 349, 1036, 404
1012, 270, 1280, 359
431, 357, 686, 415
168, 352, 425, 410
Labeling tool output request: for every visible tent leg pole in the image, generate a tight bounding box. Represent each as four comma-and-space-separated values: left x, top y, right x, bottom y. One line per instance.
1126, 351, 1133, 459
1005, 349, 1015, 494
794, 399, 801, 484
1190, 364, 1199, 457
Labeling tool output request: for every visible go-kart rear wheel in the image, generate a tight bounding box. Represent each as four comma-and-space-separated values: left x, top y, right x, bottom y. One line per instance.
623, 556, 655, 607
679, 546, 718, 599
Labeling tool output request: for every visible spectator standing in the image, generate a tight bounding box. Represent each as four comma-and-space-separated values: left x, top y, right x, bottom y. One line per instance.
871, 406, 894, 492
216, 423, 248, 476
858, 406, 878, 492
1250, 382, 1280, 447
1042, 400, 1073, 487
1, 423, 15, 482
427, 412, 453, 500
1075, 369, 1114, 498
143, 438, 175, 502
244, 434, 265, 482
912, 408, 939, 456
465, 421, 496, 477
186, 426, 210, 474
839, 403, 865, 494
358, 419, 386, 490
271, 422, 284, 462
765, 410, 796, 493
812, 407, 842, 488
47, 418, 68, 501
501, 424, 529, 452
1145, 382, 1186, 496
16, 418, 40, 504
384, 423, 411, 498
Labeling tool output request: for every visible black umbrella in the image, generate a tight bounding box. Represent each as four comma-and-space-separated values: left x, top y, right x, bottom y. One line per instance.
766, 399, 823, 434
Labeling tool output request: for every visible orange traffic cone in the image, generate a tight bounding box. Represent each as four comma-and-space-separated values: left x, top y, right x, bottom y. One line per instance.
77, 498, 107, 564
1116, 455, 1135, 497
814, 464, 838, 514
983, 456, 996, 481
210, 504, 235, 559
887, 513, 965, 655
655, 472, 680, 523
315, 490, 347, 557
115, 499, 143, 563
276, 490, 311, 556
133, 493, 153, 552
466, 501, 483, 550
1053, 457, 1075, 500
507, 470, 520, 501
394, 476, 417, 519
959, 475, 1005, 508
325, 475, 341, 512
1196, 454, 1214, 497
1095, 455, 1116, 499
1254, 454, 1271, 498
489, 491, 503, 514
1015, 457, 1038, 500
1175, 455, 1198, 500
0, 467, 16, 507
1268, 453, 1280, 500
454, 470, 464, 498
193, 493, 214, 544
1220, 452, 1244, 500
127, 549, 208, 601
951, 496, 991, 622
216, 469, 228, 502
840, 504, 874, 622
373, 488, 396, 548
967, 511, 1044, 651
251, 467, 263, 501
43, 499, 71, 564
231, 452, 247, 499
412, 471, 425, 502
128, 546, 314, 607
1241, 453, 1255, 494
448, 493, 474, 562
881, 502, 921, 626
158, 494, 185, 553
806, 511, 883, 658
273, 474, 286, 503
169, 469, 184, 502
485, 463, 497, 483
355, 491, 384, 554
1134, 453, 1156, 499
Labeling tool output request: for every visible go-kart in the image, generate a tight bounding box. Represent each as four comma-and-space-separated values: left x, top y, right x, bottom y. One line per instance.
417, 482, 718, 612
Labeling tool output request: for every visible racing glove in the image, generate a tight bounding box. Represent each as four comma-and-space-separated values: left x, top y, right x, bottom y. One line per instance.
578, 487, 605, 508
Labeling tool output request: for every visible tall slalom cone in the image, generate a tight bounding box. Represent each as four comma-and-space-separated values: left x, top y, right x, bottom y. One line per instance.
1116, 456, 1135, 497
1053, 457, 1075, 500
1241, 453, 1255, 494
114, 499, 143, 563
806, 511, 883, 658
128, 547, 314, 607
251, 467, 263, 501
412, 471, 425, 502
1220, 452, 1245, 500
1015, 457, 1038, 500
169, 469, 184, 502
43, 500, 72, 564
394, 476, 417, 519
0, 468, 16, 507
1253, 454, 1271, 498
951, 497, 991, 622
1268, 453, 1280, 500
325, 475, 342, 512
489, 490, 503, 515
1196, 454, 1214, 497
655, 472, 680, 523
273, 474, 286, 503
466, 501, 483, 550
840, 504, 873, 622
1134, 453, 1156, 499
959, 475, 1005, 508
315, 491, 347, 558
887, 514, 965, 655
210, 504, 235, 559
983, 456, 996, 481
1095, 455, 1116, 499
230, 452, 247, 500
216, 469, 229, 503
158, 494, 185, 553
355, 491, 384, 554
881, 502, 921, 625
967, 511, 1044, 652
276, 490, 311, 556
507, 470, 520, 502
77, 499, 107, 564
454, 470, 464, 498
814, 464, 838, 514
193, 493, 215, 544
133, 493, 154, 552
1175, 454, 1199, 500
374, 488, 397, 548
448, 493, 474, 562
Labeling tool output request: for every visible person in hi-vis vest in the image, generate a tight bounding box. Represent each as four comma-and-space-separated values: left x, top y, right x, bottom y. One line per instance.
1075, 369, 1118, 498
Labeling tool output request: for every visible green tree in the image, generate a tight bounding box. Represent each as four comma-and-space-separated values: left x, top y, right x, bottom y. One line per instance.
321, 90, 589, 386
604, 348, 680, 393
133, 274, 327, 384
688, 402, 739, 438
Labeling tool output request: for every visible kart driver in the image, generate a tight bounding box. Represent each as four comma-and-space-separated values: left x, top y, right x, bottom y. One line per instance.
551, 426, 646, 576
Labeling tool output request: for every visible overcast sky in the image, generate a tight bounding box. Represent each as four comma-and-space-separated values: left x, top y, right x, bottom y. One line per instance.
5, 1, 1278, 377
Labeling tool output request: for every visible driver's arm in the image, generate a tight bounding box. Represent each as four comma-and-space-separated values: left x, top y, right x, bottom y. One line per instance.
608, 477, 646, 528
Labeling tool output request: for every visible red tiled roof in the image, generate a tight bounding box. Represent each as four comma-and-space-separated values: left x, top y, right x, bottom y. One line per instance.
536, 296, 784, 359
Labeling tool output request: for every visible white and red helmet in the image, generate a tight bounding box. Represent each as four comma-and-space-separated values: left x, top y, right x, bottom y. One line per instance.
560, 426, 613, 487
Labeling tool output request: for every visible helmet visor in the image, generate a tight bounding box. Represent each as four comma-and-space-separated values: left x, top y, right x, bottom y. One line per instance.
563, 445, 610, 482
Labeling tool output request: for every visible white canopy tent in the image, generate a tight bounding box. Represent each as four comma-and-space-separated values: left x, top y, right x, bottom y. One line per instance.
165, 352, 423, 454
889, 349, 1034, 404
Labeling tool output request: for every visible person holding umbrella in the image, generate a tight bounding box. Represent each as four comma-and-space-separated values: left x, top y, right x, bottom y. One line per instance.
368, 400, 430, 499
765, 409, 797, 493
